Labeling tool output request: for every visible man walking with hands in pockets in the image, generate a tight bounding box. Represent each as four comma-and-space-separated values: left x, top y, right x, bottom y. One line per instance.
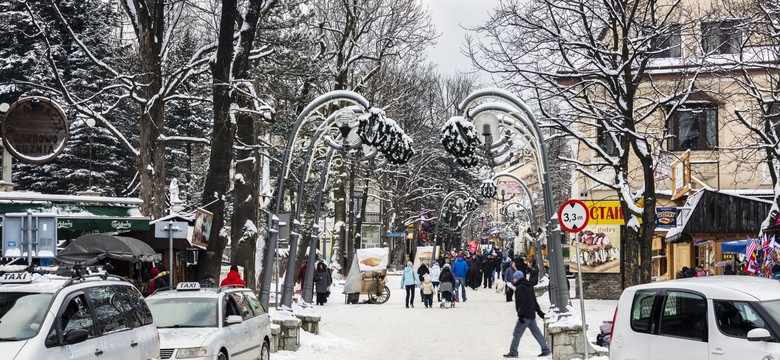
504, 270, 551, 358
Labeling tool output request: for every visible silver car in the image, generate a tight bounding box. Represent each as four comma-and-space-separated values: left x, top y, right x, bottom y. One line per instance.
0, 271, 160, 360
146, 283, 271, 360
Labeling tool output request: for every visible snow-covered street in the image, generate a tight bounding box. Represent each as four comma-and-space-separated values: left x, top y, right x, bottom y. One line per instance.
274, 275, 615, 360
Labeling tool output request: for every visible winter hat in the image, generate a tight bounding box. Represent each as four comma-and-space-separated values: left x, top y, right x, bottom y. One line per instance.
457, 254, 463, 258
407, 261, 413, 267
443, 264, 451, 269
513, 270, 525, 280
432, 262, 440, 268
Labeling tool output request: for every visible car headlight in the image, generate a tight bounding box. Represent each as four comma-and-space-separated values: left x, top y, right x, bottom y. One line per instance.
176, 347, 208, 359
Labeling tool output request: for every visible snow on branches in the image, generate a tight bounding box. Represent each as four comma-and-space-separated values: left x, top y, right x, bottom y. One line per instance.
440, 116, 479, 167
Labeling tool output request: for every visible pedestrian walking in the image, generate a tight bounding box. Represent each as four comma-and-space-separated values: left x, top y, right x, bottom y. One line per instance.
528, 259, 540, 286
220, 264, 246, 287
417, 261, 430, 298
421, 274, 434, 308
503, 261, 517, 302
430, 261, 442, 301
314, 261, 332, 305
483, 252, 497, 288
451, 254, 469, 302
438, 263, 456, 307
400, 261, 421, 308
504, 270, 550, 358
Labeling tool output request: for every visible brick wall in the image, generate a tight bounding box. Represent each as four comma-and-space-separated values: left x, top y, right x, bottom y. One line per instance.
573, 273, 622, 300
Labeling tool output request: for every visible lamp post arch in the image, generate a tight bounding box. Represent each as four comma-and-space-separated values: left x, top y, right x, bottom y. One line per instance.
445, 87, 570, 313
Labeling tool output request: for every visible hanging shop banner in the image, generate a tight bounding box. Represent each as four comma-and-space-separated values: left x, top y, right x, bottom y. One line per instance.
582, 201, 625, 225
468, 240, 478, 253
413, 246, 434, 269
192, 208, 213, 249
570, 223, 621, 273
655, 207, 678, 228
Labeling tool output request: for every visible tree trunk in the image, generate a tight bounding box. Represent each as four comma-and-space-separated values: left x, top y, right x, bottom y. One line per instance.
230, 95, 260, 290
196, 0, 237, 281
121, 0, 166, 218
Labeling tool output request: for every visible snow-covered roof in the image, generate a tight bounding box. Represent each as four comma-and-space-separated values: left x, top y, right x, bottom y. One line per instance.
0, 191, 143, 205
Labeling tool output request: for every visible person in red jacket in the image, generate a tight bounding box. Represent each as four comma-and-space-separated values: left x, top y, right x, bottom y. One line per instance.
221, 265, 246, 287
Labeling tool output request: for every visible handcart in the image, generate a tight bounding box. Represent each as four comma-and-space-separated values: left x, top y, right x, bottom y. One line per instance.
344, 248, 391, 304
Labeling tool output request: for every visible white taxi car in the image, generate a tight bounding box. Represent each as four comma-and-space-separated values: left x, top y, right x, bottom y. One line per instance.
0, 270, 160, 360
145, 282, 271, 360
611, 276, 780, 360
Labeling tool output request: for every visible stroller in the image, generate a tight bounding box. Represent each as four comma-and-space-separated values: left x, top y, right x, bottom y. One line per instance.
439, 281, 455, 308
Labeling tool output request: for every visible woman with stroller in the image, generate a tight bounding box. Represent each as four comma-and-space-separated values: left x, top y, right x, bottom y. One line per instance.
438, 263, 456, 308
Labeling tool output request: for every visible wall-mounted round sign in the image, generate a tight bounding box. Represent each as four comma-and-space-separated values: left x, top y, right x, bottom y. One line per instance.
1, 97, 69, 164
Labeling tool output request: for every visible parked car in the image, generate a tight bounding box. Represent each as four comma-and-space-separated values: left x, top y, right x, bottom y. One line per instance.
610, 276, 780, 360
145, 282, 271, 360
0, 270, 160, 360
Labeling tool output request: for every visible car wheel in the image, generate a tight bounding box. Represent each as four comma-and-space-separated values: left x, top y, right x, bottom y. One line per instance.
259, 341, 270, 360
218, 350, 228, 360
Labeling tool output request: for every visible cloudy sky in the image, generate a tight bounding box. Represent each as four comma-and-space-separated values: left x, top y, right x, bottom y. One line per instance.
420, 0, 500, 76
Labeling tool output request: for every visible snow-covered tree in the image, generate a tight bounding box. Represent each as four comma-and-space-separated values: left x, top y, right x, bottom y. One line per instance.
468, 0, 700, 287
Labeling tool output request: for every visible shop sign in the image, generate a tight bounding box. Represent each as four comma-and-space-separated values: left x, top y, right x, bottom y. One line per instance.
1, 97, 69, 164
694, 239, 709, 246
583, 201, 625, 225
570, 223, 621, 273
193, 208, 213, 249
655, 207, 677, 228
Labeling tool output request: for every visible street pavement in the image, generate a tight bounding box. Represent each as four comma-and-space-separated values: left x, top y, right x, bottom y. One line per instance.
275, 274, 616, 360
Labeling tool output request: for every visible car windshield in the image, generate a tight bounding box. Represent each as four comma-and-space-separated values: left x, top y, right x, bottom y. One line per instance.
758, 299, 780, 324
147, 298, 218, 328
0, 292, 53, 341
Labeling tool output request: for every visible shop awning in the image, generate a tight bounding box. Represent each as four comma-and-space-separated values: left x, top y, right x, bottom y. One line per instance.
721, 239, 750, 253
56, 234, 157, 265
665, 189, 772, 243
0, 202, 149, 240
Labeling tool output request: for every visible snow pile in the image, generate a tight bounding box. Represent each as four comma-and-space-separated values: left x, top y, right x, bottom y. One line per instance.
273, 330, 350, 359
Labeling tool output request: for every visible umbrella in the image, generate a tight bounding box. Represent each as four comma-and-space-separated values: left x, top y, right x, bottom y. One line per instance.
57, 233, 158, 265
715, 260, 735, 268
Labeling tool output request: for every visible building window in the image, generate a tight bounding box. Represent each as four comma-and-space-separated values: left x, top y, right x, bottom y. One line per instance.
701, 20, 741, 54
650, 24, 682, 58
597, 126, 619, 156
668, 106, 718, 151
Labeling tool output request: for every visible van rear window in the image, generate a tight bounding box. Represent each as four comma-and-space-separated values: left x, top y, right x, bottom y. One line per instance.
631, 290, 657, 333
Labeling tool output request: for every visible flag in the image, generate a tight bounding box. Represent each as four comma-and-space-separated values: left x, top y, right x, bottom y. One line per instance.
745, 239, 759, 274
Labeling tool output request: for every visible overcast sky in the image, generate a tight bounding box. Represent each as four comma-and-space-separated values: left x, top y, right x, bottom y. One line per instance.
420, 0, 500, 76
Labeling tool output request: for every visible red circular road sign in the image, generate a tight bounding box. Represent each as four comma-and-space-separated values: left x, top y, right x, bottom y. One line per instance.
558, 199, 590, 233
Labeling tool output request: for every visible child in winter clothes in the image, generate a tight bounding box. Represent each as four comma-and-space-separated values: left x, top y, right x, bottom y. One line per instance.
421, 274, 434, 308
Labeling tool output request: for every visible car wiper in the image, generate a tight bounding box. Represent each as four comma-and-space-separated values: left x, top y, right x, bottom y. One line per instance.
0, 337, 21, 341
170, 324, 203, 328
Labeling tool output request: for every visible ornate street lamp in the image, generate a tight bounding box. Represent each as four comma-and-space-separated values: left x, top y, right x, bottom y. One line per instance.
439, 88, 569, 313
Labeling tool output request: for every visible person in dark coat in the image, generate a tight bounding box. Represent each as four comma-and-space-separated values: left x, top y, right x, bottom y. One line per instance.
684, 266, 697, 278
528, 259, 540, 286
438, 263, 456, 304
503, 260, 517, 302
504, 270, 550, 358
482, 253, 497, 288
313, 262, 332, 305
724, 264, 736, 275
417, 261, 430, 298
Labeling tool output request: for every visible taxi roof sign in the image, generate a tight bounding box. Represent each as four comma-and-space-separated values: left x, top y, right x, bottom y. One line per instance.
0, 272, 33, 284
176, 282, 201, 291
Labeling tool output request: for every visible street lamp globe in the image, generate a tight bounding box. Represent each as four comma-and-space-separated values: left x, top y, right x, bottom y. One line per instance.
335, 108, 357, 139
473, 111, 499, 145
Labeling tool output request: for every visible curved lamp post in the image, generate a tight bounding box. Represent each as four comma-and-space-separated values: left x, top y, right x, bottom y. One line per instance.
260, 90, 414, 307
433, 191, 475, 260
441, 87, 570, 313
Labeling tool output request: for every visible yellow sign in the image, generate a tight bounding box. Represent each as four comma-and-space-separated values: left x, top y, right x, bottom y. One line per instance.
583, 201, 624, 225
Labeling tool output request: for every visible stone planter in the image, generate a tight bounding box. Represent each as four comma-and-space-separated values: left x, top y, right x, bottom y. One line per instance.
295, 313, 321, 335
544, 318, 609, 360
272, 317, 301, 351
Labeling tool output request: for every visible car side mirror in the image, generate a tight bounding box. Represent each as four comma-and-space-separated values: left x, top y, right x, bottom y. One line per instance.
747, 328, 772, 342
225, 315, 243, 325
63, 329, 89, 345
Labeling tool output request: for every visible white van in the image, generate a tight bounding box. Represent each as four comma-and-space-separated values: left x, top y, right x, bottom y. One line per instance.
0, 271, 160, 360
610, 276, 780, 360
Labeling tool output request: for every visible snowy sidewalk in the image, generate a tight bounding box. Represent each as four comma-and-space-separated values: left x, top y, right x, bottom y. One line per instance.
273, 275, 616, 360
